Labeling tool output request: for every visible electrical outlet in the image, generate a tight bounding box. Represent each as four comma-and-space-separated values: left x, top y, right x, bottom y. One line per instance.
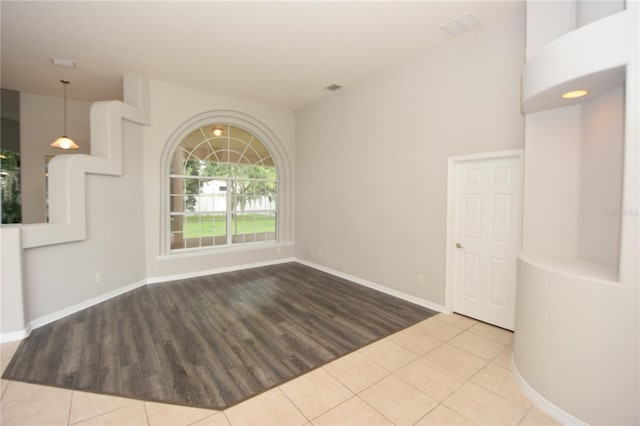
317, 248, 322, 256
96, 272, 103, 283
417, 274, 424, 284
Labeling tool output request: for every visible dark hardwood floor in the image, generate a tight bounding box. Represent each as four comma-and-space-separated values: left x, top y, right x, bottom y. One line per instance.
2, 262, 436, 409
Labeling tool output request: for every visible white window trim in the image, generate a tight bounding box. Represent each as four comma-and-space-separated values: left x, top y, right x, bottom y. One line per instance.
169, 174, 278, 250
159, 110, 293, 256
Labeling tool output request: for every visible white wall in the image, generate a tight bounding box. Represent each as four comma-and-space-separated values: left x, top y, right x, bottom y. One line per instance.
521, 105, 581, 258
142, 79, 296, 280
578, 86, 624, 269
577, 0, 625, 27
22, 120, 146, 321
525, 0, 576, 61
295, 14, 525, 305
20, 93, 91, 224
514, 1, 638, 423
0, 226, 27, 337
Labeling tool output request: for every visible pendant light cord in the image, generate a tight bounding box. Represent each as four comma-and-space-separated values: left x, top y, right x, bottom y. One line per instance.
61, 79, 69, 136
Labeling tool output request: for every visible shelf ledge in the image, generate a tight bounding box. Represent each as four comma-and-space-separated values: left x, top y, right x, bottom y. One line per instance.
522, 9, 632, 113
518, 252, 619, 284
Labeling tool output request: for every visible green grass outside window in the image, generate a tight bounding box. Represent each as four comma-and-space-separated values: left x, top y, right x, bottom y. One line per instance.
183, 214, 275, 238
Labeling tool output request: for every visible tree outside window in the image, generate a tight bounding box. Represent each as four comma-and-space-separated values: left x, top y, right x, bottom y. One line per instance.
169, 124, 277, 251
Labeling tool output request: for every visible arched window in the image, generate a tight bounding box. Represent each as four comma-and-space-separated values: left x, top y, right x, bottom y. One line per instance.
169, 124, 277, 251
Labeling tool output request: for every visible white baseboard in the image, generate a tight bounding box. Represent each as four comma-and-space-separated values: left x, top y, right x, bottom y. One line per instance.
2, 257, 442, 343
0, 325, 31, 344
24, 258, 298, 335
512, 358, 586, 425
1, 279, 147, 343
146, 257, 297, 284
27, 279, 148, 331
295, 258, 445, 313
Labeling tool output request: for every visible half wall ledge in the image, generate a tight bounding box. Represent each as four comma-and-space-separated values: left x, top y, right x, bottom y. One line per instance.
513, 253, 636, 424
20, 74, 150, 249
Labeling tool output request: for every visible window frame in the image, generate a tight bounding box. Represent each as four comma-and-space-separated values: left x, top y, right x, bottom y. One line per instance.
159, 111, 292, 256
168, 173, 278, 251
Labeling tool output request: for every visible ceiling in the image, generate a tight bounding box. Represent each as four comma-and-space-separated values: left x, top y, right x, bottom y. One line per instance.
1, 1, 523, 111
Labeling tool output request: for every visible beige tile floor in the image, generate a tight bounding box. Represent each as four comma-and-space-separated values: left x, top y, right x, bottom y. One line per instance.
0, 313, 560, 426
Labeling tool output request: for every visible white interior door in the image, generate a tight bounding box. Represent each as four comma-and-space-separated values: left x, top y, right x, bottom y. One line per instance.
451, 155, 522, 330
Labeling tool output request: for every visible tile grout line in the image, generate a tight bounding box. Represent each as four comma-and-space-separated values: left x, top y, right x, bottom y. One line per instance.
468, 370, 533, 412
355, 372, 443, 426
444, 336, 509, 363
221, 411, 232, 426
517, 404, 537, 426
67, 390, 74, 426
443, 365, 532, 425
365, 330, 475, 425
66, 393, 140, 425
1, 379, 12, 401
459, 343, 529, 411
438, 350, 493, 424
438, 399, 480, 425
355, 393, 397, 425
142, 400, 151, 426
182, 408, 221, 426
305, 394, 359, 424
440, 401, 478, 425
322, 359, 392, 397
277, 387, 313, 425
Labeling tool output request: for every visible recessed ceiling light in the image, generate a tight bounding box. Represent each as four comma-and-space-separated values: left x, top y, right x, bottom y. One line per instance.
561, 89, 589, 99
50, 57, 76, 69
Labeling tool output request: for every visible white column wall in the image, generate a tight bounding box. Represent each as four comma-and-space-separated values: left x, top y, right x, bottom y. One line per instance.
514, 1, 638, 424
0, 226, 27, 339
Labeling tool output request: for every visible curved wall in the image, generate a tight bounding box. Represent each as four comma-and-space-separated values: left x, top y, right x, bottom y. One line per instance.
515, 2, 639, 424
514, 255, 635, 424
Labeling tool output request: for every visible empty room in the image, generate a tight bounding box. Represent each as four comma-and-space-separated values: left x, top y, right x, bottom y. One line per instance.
0, 1, 638, 425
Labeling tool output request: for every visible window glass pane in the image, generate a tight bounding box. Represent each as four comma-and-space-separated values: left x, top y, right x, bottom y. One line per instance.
248, 139, 271, 164
231, 211, 276, 244
180, 129, 206, 151
229, 125, 253, 142
170, 123, 277, 252
179, 213, 227, 249
209, 138, 227, 153
228, 139, 247, 156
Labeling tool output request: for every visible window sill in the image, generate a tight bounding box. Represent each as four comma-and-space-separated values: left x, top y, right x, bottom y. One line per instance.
156, 241, 294, 261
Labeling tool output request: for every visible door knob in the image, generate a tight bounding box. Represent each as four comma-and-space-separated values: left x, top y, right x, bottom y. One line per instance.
456, 243, 463, 249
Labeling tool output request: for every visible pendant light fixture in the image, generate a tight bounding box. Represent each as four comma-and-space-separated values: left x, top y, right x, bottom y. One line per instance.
211, 125, 224, 137
50, 79, 79, 150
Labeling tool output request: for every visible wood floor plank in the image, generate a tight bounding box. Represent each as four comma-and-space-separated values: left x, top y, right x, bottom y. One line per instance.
2, 262, 436, 409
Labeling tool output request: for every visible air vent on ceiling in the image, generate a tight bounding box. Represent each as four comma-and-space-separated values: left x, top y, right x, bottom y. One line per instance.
325, 84, 343, 92
50, 57, 76, 69
441, 13, 481, 37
